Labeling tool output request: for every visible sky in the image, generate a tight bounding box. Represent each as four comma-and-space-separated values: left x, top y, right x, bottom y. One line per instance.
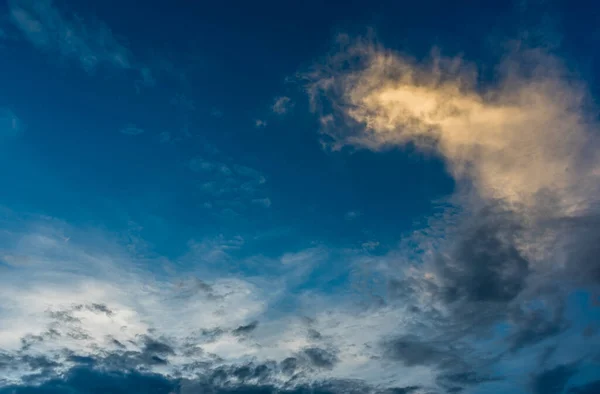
0, 0, 599, 393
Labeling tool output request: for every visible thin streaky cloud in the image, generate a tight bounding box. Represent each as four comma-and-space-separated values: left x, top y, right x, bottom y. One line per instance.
120, 125, 144, 136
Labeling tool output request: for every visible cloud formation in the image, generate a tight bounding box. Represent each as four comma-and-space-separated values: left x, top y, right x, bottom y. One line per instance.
0, 215, 446, 391
306, 37, 600, 212
302, 35, 600, 392
8, 0, 151, 82
272, 96, 294, 115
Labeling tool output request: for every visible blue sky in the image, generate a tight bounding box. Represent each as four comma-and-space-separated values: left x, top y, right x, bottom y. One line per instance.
1, 0, 600, 393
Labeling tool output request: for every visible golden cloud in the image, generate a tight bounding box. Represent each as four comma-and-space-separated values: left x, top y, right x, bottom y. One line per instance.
306, 38, 600, 213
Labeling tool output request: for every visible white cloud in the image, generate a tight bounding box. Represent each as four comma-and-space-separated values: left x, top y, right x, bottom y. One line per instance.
272, 96, 293, 115
255, 119, 267, 128
0, 215, 453, 389
280, 247, 328, 266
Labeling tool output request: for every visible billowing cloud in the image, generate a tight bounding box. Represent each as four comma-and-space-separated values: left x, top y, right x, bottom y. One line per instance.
305, 37, 600, 213
302, 35, 600, 392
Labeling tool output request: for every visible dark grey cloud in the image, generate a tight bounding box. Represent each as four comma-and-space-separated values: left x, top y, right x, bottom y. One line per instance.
307, 328, 322, 340
508, 301, 568, 352
380, 387, 420, 394
142, 337, 175, 356
547, 214, 600, 285
531, 363, 579, 394
232, 321, 259, 336
433, 205, 529, 306
0, 367, 176, 394
383, 335, 447, 367
280, 357, 298, 376
436, 371, 502, 394
4, 362, 372, 394
568, 380, 600, 394
46, 310, 80, 324
83, 303, 114, 317
300, 347, 338, 370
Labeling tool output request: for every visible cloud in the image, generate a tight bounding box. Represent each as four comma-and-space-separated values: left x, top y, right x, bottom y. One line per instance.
255, 119, 267, 128
211, 108, 224, 118
232, 321, 259, 336
10, 0, 130, 71
382, 336, 450, 367
280, 247, 328, 266
119, 125, 144, 136
0, 363, 434, 394
0, 215, 452, 391
0, 108, 22, 138
344, 211, 360, 221
0, 367, 177, 394
569, 380, 600, 394
301, 347, 339, 370
188, 154, 270, 215
252, 198, 272, 208
8, 0, 154, 84
301, 35, 600, 393
272, 96, 294, 115
170, 94, 196, 113
158, 131, 171, 143
530, 363, 578, 394
305, 37, 600, 213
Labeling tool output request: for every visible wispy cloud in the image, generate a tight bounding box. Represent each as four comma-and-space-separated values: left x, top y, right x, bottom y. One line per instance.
8, 0, 152, 83
0, 108, 22, 138
252, 197, 272, 208
210, 108, 224, 118
305, 37, 600, 212
255, 119, 267, 128
272, 96, 294, 115
158, 131, 171, 143
344, 210, 360, 221
119, 124, 144, 136
189, 153, 270, 215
